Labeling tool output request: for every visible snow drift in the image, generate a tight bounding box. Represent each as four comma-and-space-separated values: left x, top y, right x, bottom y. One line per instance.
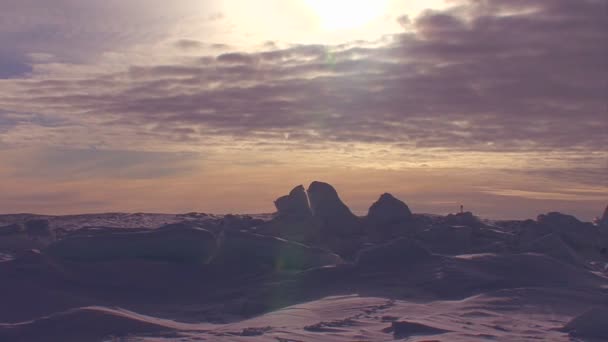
0, 181, 606, 341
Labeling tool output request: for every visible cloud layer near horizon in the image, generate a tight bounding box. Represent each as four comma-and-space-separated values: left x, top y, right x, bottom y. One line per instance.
0, 0, 606, 218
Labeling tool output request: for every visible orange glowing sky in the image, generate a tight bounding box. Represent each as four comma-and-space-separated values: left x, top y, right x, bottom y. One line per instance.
0, 0, 606, 219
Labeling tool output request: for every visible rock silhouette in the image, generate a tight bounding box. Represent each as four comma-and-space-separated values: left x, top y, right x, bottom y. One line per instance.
261, 185, 318, 243
307, 181, 360, 236
274, 185, 312, 218
367, 193, 412, 225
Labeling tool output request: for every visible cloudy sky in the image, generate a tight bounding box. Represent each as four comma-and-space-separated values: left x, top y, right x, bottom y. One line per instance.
0, 0, 606, 219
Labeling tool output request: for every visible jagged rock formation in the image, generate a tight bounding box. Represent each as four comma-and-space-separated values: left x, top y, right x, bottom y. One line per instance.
260, 185, 318, 243
307, 181, 360, 235
367, 193, 412, 226
274, 185, 312, 218
263, 181, 363, 257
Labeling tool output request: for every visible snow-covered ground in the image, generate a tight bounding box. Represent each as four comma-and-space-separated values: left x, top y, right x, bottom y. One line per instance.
1, 182, 606, 341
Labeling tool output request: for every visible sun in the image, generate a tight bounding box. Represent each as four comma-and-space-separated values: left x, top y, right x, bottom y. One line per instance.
305, 0, 390, 30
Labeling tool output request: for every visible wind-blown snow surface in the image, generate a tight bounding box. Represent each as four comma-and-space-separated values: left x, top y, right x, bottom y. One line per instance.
1, 185, 607, 341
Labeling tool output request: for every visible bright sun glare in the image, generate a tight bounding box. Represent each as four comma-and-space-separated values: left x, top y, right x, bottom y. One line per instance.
305, 0, 390, 30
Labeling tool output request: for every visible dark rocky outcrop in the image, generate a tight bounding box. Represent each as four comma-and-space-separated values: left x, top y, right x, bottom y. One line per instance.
307, 181, 359, 235
262, 182, 364, 257
367, 193, 412, 226
274, 185, 312, 219
259, 185, 318, 243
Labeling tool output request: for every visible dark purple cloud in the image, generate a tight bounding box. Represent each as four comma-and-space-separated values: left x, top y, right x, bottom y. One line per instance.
0, 0, 219, 77
1, 0, 606, 156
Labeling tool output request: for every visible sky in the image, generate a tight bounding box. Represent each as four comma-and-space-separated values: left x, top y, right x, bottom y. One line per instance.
0, 0, 606, 220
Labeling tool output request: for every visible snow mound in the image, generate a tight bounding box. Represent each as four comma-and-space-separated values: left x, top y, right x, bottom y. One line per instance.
561, 307, 608, 339
355, 238, 433, 270
537, 212, 584, 228
46, 226, 217, 263
527, 233, 586, 267
418, 225, 474, 255
24, 219, 53, 238
0, 306, 186, 342
0, 223, 22, 236
212, 230, 343, 271
452, 253, 605, 290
